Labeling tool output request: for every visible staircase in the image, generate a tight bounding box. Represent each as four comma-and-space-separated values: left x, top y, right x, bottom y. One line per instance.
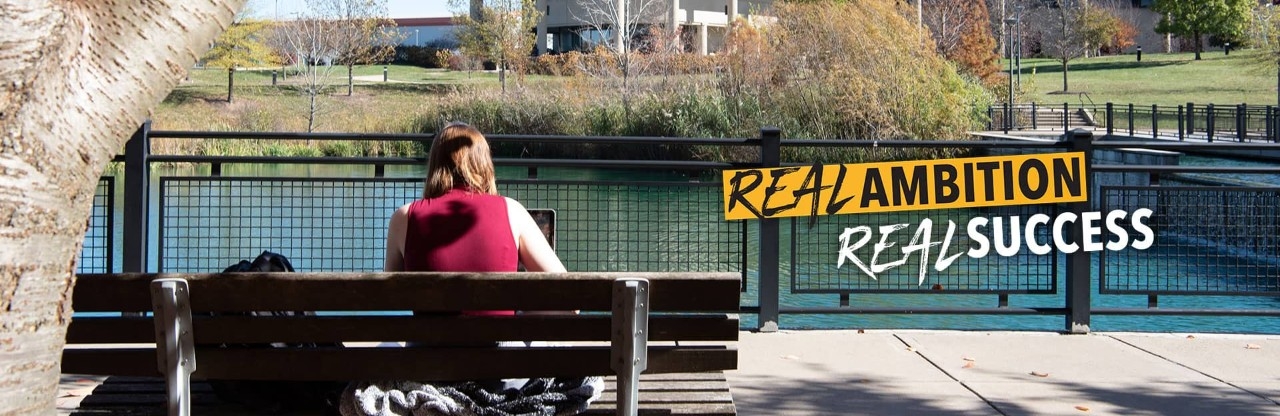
1023, 106, 1095, 130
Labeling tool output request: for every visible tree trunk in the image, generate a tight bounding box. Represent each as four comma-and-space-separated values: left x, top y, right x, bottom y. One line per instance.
0, 2, 242, 414
228, 67, 235, 103
347, 64, 354, 96
1062, 59, 1069, 92
1194, 31, 1202, 60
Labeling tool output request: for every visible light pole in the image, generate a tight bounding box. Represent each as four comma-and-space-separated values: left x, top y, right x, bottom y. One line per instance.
1005, 17, 1018, 132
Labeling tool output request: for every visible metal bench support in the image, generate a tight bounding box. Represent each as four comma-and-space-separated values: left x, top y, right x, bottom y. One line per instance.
611, 278, 650, 416
151, 278, 195, 416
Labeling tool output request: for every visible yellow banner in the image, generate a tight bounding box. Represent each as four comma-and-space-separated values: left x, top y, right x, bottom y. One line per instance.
722, 152, 1088, 220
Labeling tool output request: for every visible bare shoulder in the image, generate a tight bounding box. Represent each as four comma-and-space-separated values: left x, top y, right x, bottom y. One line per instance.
505, 197, 531, 217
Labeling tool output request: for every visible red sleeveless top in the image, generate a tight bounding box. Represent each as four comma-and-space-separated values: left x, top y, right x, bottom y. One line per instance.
403, 188, 517, 316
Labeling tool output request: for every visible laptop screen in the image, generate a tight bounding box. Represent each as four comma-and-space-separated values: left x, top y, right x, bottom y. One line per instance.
527, 209, 556, 250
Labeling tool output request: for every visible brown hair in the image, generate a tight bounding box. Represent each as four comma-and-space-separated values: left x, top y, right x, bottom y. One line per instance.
423, 122, 498, 198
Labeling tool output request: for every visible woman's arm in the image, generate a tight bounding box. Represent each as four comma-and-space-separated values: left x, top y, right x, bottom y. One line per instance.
506, 198, 566, 273
384, 204, 409, 272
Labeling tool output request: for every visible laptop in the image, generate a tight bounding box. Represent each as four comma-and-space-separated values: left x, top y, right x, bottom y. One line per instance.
527, 209, 556, 249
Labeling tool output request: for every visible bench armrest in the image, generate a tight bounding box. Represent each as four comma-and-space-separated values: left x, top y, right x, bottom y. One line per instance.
151, 278, 195, 416
611, 278, 649, 416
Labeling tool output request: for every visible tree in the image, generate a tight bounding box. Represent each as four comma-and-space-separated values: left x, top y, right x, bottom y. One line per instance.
330, 0, 401, 96
202, 18, 281, 103
0, 1, 240, 414
923, 0, 1001, 84
572, 0, 672, 90
450, 0, 541, 94
1035, 0, 1092, 92
1153, 0, 1253, 60
1250, 3, 1280, 107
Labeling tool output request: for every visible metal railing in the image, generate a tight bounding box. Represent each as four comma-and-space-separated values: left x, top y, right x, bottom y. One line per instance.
80, 124, 1280, 333
988, 102, 1280, 143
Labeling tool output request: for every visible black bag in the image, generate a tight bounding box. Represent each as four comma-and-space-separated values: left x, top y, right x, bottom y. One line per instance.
209, 251, 345, 414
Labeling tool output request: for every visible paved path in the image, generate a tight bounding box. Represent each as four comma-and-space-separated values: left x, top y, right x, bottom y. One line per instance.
60, 330, 1280, 415
728, 330, 1280, 415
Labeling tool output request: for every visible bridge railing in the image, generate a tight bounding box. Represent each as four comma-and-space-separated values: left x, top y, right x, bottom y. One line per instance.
83, 124, 1280, 333
988, 102, 1280, 143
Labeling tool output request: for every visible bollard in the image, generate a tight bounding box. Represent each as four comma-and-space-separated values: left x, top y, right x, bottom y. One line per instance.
272, 70, 277, 86
1105, 102, 1114, 137
1136, 45, 1142, 62
383, 65, 388, 82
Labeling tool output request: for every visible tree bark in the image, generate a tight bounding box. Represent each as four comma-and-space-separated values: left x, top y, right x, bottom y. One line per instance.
0, 1, 242, 414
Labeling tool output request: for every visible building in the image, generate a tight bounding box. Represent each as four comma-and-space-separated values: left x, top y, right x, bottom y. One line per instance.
393, 17, 457, 48
533, 0, 773, 55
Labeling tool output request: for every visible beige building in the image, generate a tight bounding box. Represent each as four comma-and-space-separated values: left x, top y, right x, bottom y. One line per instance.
525, 0, 773, 55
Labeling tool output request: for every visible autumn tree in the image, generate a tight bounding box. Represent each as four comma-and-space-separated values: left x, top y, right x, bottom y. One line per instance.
202, 18, 280, 103
330, 0, 401, 96
0, 1, 241, 414
923, 0, 1001, 84
1153, 0, 1254, 60
450, 0, 541, 93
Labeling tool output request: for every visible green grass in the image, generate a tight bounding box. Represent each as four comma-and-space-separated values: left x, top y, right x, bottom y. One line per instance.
1010, 50, 1278, 107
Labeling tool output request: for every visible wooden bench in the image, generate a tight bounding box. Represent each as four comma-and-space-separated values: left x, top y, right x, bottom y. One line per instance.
64, 272, 740, 415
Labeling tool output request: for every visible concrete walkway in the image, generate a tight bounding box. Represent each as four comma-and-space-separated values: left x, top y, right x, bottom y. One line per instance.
728, 330, 1280, 415
59, 330, 1280, 415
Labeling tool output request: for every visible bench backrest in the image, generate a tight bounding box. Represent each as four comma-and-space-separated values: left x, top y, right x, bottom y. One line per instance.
65, 272, 740, 381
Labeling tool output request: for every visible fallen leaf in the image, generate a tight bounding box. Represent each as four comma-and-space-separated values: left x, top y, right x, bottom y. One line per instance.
962, 362, 975, 369
906, 347, 917, 352
857, 329, 865, 334
1245, 344, 1262, 350
781, 354, 801, 360
1185, 335, 1195, 339
1075, 405, 1090, 412
962, 357, 976, 361
1030, 371, 1050, 378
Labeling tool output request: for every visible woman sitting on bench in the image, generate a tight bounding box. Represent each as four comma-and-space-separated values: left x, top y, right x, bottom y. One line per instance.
383, 121, 566, 285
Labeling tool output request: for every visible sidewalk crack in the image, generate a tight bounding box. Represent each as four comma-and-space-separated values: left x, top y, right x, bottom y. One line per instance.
1106, 334, 1280, 406
893, 334, 1011, 415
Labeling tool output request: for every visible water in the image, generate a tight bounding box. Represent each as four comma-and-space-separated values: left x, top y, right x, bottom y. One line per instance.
88, 157, 1280, 334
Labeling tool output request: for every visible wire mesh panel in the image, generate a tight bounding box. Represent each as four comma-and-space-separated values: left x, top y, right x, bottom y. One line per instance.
791, 204, 1059, 294
1101, 186, 1280, 295
159, 177, 421, 272
501, 180, 744, 273
159, 177, 744, 274
77, 176, 114, 274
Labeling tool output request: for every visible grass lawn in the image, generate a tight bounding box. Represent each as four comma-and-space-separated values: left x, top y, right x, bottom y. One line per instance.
1011, 50, 1279, 108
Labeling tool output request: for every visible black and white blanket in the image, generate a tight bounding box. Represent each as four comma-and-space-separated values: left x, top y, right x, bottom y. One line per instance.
340, 377, 603, 416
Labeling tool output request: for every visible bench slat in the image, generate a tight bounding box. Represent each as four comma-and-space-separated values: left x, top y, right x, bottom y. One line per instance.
64, 346, 737, 381
73, 272, 741, 312
67, 315, 739, 344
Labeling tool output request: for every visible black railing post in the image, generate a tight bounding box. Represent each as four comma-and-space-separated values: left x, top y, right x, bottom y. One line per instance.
1152, 104, 1159, 137
1004, 102, 1010, 134
1178, 105, 1185, 140
1065, 128, 1093, 334
1063, 103, 1070, 135
1127, 103, 1135, 137
1237, 103, 1247, 142
123, 121, 151, 273
758, 127, 782, 332
1207, 103, 1215, 142
1105, 102, 1114, 137
1264, 104, 1274, 141
1187, 102, 1195, 135
1031, 102, 1039, 129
